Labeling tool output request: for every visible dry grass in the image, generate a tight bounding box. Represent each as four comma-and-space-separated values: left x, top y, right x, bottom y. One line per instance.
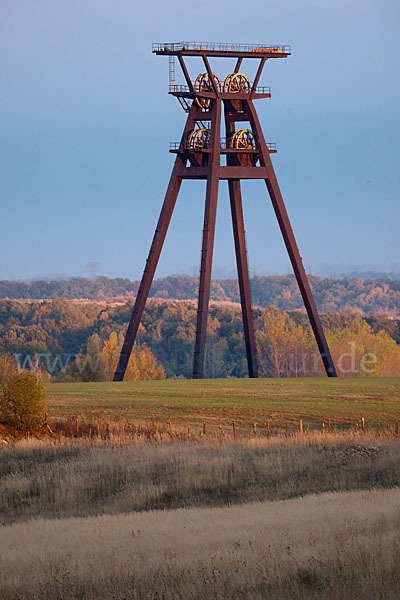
1, 434, 400, 525
1, 487, 400, 599
3, 377, 400, 598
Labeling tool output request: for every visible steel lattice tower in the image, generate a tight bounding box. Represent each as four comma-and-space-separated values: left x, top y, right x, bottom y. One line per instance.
114, 42, 337, 380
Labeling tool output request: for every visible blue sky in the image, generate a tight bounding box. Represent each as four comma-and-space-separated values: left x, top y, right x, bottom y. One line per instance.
1, 0, 399, 280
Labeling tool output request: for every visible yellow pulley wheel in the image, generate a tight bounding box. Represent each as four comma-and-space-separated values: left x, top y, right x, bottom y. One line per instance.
188, 128, 211, 149
224, 72, 251, 94
194, 72, 222, 109
231, 129, 255, 150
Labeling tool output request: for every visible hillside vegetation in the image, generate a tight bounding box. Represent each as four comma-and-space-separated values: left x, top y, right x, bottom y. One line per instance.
1, 298, 400, 379
1, 274, 400, 315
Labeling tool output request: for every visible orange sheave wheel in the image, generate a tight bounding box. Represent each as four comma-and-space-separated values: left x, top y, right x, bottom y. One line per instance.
230, 129, 255, 150
188, 128, 211, 149
194, 72, 222, 109
224, 72, 251, 94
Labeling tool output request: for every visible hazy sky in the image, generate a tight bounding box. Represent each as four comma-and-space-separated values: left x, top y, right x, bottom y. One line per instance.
1, 0, 399, 280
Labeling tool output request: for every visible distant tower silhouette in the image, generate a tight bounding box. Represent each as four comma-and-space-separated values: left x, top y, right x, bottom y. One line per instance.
114, 42, 337, 381
85, 261, 100, 279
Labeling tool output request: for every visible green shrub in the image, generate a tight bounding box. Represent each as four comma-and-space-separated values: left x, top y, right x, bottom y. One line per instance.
0, 370, 47, 434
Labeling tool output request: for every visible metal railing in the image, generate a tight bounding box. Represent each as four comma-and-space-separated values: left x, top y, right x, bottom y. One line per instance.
169, 84, 271, 95
220, 137, 249, 150
170, 84, 192, 93
169, 141, 190, 151
153, 42, 291, 54
220, 138, 276, 151
169, 140, 277, 152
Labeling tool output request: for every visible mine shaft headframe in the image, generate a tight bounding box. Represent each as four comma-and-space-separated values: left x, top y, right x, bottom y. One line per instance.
114, 39, 337, 382
152, 42, 291, 58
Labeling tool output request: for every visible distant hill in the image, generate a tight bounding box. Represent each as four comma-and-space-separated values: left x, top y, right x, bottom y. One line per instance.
335, 271, 400, 281
1, 275, 400, 316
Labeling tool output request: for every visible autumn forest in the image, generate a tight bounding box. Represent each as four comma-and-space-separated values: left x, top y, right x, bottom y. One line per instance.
1, 284, 400, 380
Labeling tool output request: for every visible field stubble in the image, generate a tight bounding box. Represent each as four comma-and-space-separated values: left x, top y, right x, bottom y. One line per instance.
0, 482, 399, 599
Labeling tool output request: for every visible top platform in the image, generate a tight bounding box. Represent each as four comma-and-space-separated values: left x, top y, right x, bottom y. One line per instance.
152, 42, 291, 58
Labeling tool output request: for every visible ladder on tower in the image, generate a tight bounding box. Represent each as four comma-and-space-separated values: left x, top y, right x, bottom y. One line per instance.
169, 56, 175, 87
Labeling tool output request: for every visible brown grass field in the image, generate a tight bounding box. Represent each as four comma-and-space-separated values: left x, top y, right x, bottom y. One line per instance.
1, 485, 400, 599
2, 433, 400, 524
1, 433, 400, 598
2, 377, 400, 598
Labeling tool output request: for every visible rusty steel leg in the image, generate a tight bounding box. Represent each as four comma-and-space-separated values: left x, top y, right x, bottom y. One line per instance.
229, 180, 258, 377
192, 170, 220, 378
113, 161, 182, 381
245, 100, 337, 377
224, 102, 258, 378
265, 169, 337, 376
193, 100, 221, 379
114, 104, 200, 381
265, 173, 337, 376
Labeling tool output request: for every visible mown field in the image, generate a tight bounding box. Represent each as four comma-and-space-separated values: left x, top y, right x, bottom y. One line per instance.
46, 377, 400, 432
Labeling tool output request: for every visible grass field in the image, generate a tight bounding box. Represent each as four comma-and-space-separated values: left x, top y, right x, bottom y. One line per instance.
3, 434, 400, 524
2, 437, 400, 599
46, 377, 400, 432
2, 487, 400, 599
4, 375, 400, 598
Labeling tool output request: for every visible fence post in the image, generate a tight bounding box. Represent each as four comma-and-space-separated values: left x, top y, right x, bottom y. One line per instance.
386, 423, 389, 434
187, 425, 191, 439
253, 423, 257, 437
322, 422, 325, 434
232, 421, 237, 439
203, 422, 207, 435
299, 419, 303, 434
361, 417, 365, 434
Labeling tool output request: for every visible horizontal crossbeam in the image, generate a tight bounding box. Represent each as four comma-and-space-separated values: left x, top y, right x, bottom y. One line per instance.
175, 167, 269, 179
169, 142, 277, 154
153, 42, 291, 58
169, 88, 271, 101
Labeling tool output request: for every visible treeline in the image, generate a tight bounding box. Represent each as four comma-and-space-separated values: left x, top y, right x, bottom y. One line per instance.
1, 275, 400, 315
1, 298, 400, 379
